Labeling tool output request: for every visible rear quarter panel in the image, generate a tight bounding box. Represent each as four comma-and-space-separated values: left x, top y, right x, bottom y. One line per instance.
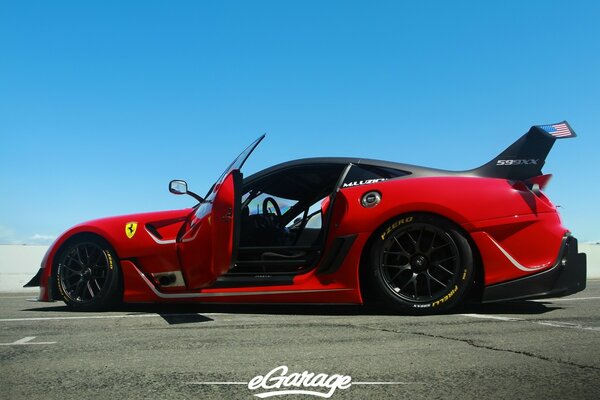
333, 176, 566, 286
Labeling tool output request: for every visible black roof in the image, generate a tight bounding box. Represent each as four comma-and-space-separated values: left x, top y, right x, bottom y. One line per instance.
244, 157, 458, 185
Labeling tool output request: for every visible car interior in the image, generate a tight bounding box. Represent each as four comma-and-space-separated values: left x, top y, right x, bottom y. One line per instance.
228, 163, 408, 275
231, 164, 345, 274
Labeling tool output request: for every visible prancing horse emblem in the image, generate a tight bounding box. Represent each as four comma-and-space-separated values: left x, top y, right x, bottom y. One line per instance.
125, 222, 138, 239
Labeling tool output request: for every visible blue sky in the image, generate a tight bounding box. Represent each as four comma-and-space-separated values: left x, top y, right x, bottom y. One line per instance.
1, 0, 599, 244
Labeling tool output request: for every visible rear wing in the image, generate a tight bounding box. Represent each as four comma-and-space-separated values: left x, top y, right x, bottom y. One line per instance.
472, 121, 576, 180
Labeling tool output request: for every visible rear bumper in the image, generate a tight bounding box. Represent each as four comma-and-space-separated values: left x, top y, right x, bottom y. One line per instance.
482, 235, 587, 302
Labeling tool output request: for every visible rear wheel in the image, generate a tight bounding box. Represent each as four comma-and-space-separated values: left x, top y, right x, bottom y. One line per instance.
56, 237, 122, 311
370, 214, 473, 314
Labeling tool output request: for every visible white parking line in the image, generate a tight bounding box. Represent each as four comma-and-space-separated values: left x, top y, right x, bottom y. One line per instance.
0, 336, 56, 346
459, 313, 521, 322
0, 313, 202, 323
533, 320, 600, 331
460, 313, 600, 332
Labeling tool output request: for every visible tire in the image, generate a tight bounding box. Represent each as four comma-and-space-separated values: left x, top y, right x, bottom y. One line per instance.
370, 214, 473, 315
56, 237, 122, 311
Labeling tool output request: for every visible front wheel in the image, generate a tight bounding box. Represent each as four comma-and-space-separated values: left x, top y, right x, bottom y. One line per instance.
370, 215, 474, 314
56, 237, 122, 311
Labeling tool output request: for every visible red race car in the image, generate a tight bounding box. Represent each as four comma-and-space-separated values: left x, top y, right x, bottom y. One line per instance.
26, 122, 587, 314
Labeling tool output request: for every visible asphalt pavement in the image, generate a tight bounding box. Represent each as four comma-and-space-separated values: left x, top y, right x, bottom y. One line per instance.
1, 281, 600, 400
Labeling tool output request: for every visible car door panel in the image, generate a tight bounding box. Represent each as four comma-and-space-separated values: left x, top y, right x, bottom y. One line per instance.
177, 171, 239, 288
176, 136, 264, 289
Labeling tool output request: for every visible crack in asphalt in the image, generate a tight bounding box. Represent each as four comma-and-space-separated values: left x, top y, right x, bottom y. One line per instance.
349, 324, 600, 372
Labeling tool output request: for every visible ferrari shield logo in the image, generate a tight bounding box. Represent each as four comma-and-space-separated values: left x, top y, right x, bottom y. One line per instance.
125, 222, 138, 239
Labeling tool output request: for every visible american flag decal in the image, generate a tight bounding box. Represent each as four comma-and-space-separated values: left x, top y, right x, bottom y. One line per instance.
538, 122, 575, 138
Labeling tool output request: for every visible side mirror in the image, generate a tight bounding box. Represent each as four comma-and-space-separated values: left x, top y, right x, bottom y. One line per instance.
169, 180, 205, 203
169, 180, 188, 195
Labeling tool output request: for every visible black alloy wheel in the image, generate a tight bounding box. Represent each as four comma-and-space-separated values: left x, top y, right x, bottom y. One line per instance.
56, 237, 122, 311
371, 215, 473, 314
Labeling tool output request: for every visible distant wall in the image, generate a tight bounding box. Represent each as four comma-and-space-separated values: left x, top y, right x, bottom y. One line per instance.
581, 244, 600, 276
1, 244, 599, 292
0, 245, 49, 292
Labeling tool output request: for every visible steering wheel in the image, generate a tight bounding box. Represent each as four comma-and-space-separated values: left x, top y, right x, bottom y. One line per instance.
262, 197, 282, 217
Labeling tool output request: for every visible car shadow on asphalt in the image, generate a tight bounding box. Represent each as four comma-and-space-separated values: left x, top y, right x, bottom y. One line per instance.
457, 300, 562, 315
118, 300, 563, 318
21, 299, 562, 321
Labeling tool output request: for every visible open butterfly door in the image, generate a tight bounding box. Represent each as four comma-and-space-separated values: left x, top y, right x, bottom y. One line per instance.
178, 135, 265, 289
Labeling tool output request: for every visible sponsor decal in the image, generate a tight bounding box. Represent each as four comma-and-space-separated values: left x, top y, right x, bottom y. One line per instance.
125, 222, 138, 239
496, 159, 539, 166
380, 217, 414, 240
342, 178, 387, 188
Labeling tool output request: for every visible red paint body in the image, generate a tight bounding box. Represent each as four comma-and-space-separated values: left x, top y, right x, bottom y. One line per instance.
36, 173, 570, 305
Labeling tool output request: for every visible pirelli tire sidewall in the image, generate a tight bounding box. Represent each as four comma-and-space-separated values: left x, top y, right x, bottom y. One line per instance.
370, 214, 474, 314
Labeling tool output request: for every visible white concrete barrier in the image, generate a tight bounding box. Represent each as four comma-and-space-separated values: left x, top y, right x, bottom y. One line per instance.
1, 243, 599, 293
580, 244, 600, 278
0, 245, 48, 292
